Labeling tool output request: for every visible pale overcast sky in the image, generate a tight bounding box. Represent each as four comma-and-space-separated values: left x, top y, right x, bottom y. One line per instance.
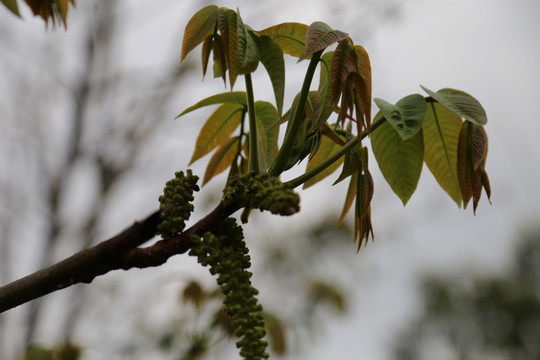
1, 0, 539, 359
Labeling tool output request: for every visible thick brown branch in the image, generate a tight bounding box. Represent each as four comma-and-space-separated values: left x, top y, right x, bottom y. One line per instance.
119, 201, 237, 269
0, 201, 239, 313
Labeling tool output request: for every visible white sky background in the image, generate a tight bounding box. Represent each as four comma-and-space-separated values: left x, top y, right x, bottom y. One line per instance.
1, 0, 540, 359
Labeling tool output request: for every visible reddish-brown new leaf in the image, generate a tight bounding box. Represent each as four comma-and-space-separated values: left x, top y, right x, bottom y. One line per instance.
299, 21, 348, 61
457, 121, 489, 212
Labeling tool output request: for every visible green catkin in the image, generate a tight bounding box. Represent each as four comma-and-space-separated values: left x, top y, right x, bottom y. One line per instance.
189, 218, 269, 360
223, 173, 300, 216
157, 170, 199, 237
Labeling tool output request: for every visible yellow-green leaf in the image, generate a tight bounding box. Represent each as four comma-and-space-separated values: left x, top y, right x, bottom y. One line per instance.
177, 91, 247, 118
303, 133, 345, 189
2, 0, 21, 17
371, 120, 424, 205
203, 136, 240, 185
423, 102, 463, 206
254, 101, 280, 170
181, 5, 219, 62
190, 103, 243, 164
201, 36, 213, 77
256, 22, 308, 58
421, 86, 488, 125
300, 21, 348, 61
259, 36, 285, 115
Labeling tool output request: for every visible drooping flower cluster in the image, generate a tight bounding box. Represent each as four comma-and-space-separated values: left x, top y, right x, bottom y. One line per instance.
189, 218, 269, 360
157, 170, 199, 237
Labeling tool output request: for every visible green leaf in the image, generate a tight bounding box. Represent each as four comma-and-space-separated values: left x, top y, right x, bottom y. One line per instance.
421, 86, 487, 125
374, 94, 427, 140
259, 36, 285, 115
423, 102, 463, 206
181, 5, 219, 61
254, 101, 280, 169
237, 22, 261, 74
371, 120, 424, 205
255, 22, 308, 58
203, 136, 240, 185
189, 103, 243, 164
303, 132, 345, 189
176, 91, 247, 117
312, 51, 335, 128
300, 21, 349, 61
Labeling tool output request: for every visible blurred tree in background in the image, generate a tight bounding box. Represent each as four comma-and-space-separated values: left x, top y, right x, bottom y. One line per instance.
392, 228, 540, 360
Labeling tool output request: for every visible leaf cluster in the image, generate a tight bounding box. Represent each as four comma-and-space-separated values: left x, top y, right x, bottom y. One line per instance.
177, 5, 491, 248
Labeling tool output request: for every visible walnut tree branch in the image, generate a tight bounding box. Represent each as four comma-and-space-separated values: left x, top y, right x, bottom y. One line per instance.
0, 201, 238, 313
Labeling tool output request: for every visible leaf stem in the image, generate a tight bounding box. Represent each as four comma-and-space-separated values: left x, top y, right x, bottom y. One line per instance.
268, 50, 323, 177
245, 73, 259, 173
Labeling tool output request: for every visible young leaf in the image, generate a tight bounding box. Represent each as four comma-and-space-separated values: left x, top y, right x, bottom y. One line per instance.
457, 121, 489, 212
303, 132, 346, 189
256, 22, 308, 58
190, 103, 244, 164
176, 91, 247, 118
421, 86, 487, 125
299, 21, 349, 61
237, 23, 261, 74
254, 101, 280, 169
355, 168, 374, 248
371, 120, 424, 205
312, 51, 335, 129
423, 102, 463, 206
217, 9, 239, 87
203, 136, 240, 185
181, 5, 219, 62
201, 36, 213, 77
259, 36, 285, 115
339, 171, 357, 223
333, 142, 363, 185
374, 94, 427, 140
354, 45, 372, 130
330, 39, 357, 104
